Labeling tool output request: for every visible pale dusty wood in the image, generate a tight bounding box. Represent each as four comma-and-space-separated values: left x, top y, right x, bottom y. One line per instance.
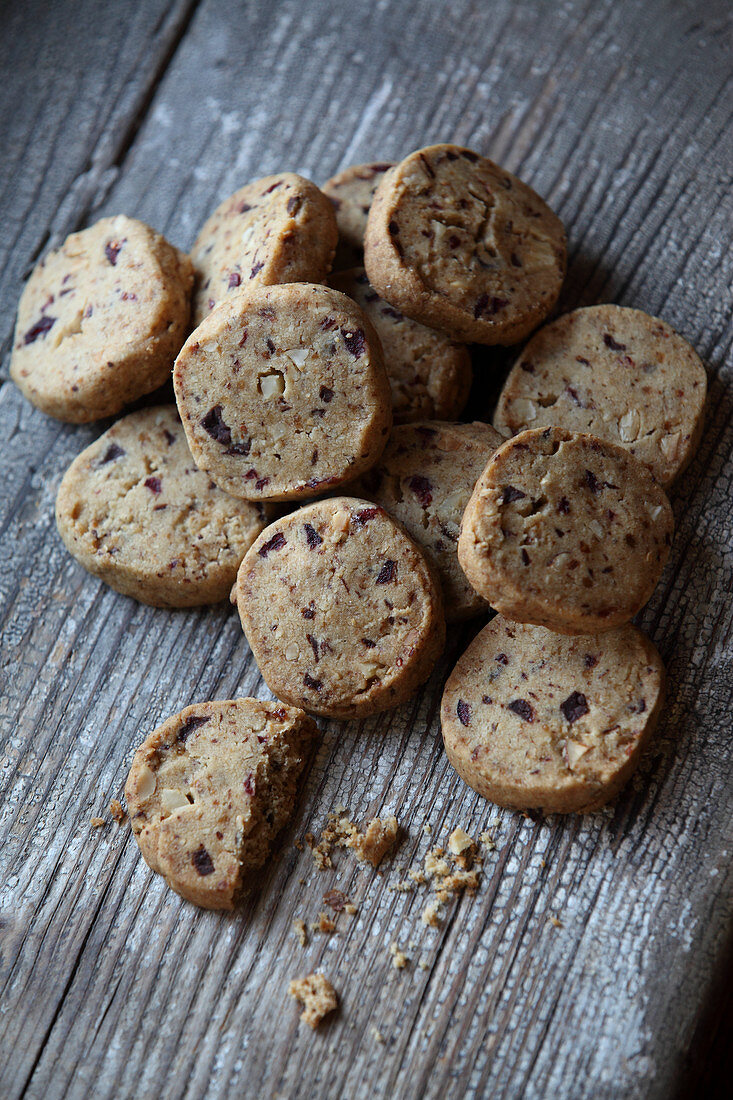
0, 1, 732, 1098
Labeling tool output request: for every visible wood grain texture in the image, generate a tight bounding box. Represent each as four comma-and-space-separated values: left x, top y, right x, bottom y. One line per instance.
0, 1, 731, 1098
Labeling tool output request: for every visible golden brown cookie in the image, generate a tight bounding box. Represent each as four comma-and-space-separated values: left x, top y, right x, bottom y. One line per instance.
457, 427, 673, 634
364, 144, 566, 345
10, 216, 193, 422
493, 305, 707, 487
352, 421, 502, 621
174, 283, 392, 502
125, 699, 316, 908
441, 616, 665, 813
55, 407, 266, 606
322, 161, 395, 269
190, 173, 337, 324
329, 268, 472, 423
235, 497, 445, 718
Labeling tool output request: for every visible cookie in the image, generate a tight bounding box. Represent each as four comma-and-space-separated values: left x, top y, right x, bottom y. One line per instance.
493, 305, 707, 487
322, 162, 395, 269
457, 427, 673, 634
329, 268, 472, 423
235, 496, 445, 718
441, 616, 665, 813
125, 699, 317, 909
10, 216, 194, 423
353, 421, 503, 621
190, 173, 337, 324
174, 283, 392, 502
56, 407, 266, 606
364, 144, 566, 345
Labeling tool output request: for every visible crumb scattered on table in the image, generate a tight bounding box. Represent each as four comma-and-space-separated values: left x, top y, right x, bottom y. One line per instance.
108, 799, 126, 824
371, 1025, 385, 1043
308, 809, 399, 870
292, 918, 308, 947
90, 816, 107, 828
548, 915, 564, 928
311, 911, 337, 934
288, 972, 338, 1029
390, 942, 409, 969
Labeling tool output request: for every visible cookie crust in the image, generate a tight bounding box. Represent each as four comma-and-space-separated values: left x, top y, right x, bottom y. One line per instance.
364, 144, 566, 345
235, 496, 445, 718
458, 427, 673, 634
441, 616, 665, 813
11, 216, 194, 422
494, 305, 707, 487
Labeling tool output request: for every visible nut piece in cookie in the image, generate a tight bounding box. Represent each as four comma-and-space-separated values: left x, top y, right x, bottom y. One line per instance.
493, 304, 707, 488
441, 616, 665, 813
288, 972, 338, 1028
55, 407, 267, 607
329, 268, 472, 423
174, 283, 392, 502
125, 699, 317, 909
10, 216, 194, 422
235, 496, 445, 719
364, 143, 566, 345
322, 161, 395, 270
352, 421, 503, 621
457, 427, 673, 634
190, 173, 338, 324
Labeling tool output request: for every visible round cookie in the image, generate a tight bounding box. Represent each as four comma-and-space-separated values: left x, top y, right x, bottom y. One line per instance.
125, 699, 317, 909
56, 407, 266, 607
190, 173, 338, 324
329, 268, 472, 423
364, 144, 566, 345
493, 305, 707, 487
322, 162, 395, 270
441, 616, 665, 814
457, 427, 673, 634
174, 283, 392, 502
235, 497, 446, 718
10, 216, 194, 423
353, 421, 503, 621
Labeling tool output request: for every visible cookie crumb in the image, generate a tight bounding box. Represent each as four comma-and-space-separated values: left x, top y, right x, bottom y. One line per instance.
288, 973, 338, 1029
311, 911, 337, 934
447, 827, 473, 856
548, 915, 564, 928
108, 799, 126, 825
310, 809, 399, 869
323, 888, 351, 912
389, 879, 414, 893
421, 900, 442, 927
344, 903, 358, 916
292, 918, 308, 947
389, 942, 409, 969
90, 816, 107, 828
423, 823, 432, 834
371, 1025, 385, 1043
479, 830, 497, 851
418, 958, 429, 970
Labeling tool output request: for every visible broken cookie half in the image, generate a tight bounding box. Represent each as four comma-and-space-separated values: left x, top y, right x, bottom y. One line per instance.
125, 698, 317, 908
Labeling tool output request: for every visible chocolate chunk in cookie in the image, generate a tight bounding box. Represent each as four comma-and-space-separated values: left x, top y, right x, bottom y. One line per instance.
55, 407, 266, 606
190, 173, 337, 324
235, 497, 445, 718
352, 421, 502, 621
494, 305, 707, 487
125, 699, 317, 909
441, 616, 665, 813
329, 268, 472, 423
11, 216, 194, 422
458, 427, 673, 633
364, 144, 566, 345
174, 283, 392, 502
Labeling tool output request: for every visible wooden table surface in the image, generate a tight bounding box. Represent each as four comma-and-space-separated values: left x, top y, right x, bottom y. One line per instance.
1, 1, 731, 1097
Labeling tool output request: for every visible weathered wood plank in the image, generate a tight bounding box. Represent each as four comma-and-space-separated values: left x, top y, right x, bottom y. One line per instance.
0, 0, 731, 1098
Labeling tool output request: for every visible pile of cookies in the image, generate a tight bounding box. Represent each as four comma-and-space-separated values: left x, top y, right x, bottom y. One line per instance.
10, 144, 706, 913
